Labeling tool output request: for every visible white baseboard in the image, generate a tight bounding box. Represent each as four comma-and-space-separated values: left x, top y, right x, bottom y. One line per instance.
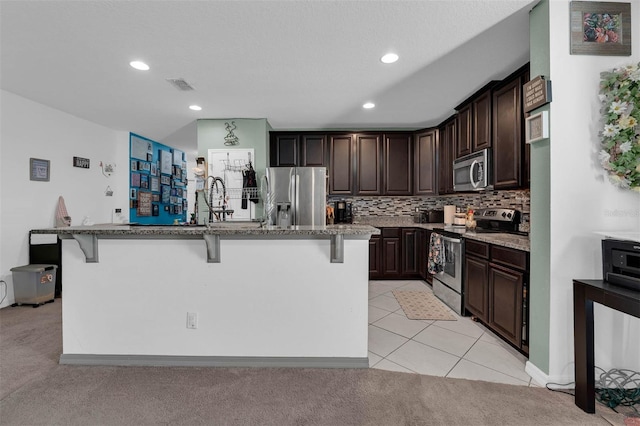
525, 361, 575, 389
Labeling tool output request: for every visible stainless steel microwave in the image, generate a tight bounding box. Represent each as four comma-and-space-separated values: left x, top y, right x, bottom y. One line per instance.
453, 148, 492, 192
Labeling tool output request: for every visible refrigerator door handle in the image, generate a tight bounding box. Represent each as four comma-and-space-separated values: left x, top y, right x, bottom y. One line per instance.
289, 168, 296, 226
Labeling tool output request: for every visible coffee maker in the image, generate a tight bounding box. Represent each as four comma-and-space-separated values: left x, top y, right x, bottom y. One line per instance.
334, 200, 353, 224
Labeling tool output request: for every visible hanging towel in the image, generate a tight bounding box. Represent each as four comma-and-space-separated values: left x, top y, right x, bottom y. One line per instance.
428, 232, 445, 275
241, 163, 259, 209
55, 196, 71, 227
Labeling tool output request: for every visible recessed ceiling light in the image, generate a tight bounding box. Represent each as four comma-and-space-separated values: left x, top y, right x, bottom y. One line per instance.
129, 61, 150, 71
189, 105, 202, 111
380, 53, 399, 64
363, 102, 375, 109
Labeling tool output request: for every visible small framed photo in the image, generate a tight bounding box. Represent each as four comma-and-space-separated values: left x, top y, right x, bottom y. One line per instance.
150, 176, 160, 192
525, 111, 549, 144
131, 172, 141, 187
140, 174, 150, 189
30, 158, 50, 182
152, 204, 159, 216
147, 152, 153, 162
160, 175, 171, 185
130, 188, 137, 199
570, 1, 631, 56
131, 160, 138, 171
152, 193, 160, 202
150, 162, 157, 176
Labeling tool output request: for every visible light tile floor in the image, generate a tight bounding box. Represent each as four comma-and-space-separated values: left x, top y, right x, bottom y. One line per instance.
368, 280, 540, 387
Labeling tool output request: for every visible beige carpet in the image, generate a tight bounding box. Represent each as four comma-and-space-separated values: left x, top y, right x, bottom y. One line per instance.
392, 290, 456, 321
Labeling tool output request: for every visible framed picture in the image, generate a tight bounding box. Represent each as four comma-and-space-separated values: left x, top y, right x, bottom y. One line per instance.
130, 160, 138, 171
152, 193, 160, 202
131, 172, 141, 187
161, 185, 170, 204
150, 162, 157, 176
130, 188, 137, 199
137, 191, 152, 216
160, 150, 172, 175
147, 153, 153, 162
160, 175, 171, 185
30, 158, 50, 181
152, 204, 159, 216
525, 111, 549, 144
138, 161, 151, 172
140, 174, 149, 189
150, 176, 160, 192
570, 2, 631, 56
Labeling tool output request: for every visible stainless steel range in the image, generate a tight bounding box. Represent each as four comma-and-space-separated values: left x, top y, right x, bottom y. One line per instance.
430, 208, 523, 315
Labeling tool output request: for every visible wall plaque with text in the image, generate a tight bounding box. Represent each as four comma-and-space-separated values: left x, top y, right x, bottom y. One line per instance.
523, 76, 552, 113
73, 156, 90, 169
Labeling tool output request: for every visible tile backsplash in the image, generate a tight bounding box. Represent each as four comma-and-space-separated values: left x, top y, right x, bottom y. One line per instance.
328, 190, 530, 232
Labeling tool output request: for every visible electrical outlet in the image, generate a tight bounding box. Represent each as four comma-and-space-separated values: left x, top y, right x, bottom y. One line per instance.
187, 312, 198, 329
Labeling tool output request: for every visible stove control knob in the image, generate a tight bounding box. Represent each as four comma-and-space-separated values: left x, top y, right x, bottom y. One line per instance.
507, 212, 512, 219
502, 212, 507, 218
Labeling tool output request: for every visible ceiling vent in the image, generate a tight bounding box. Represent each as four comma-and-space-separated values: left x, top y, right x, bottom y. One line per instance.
166, 78, 195, 91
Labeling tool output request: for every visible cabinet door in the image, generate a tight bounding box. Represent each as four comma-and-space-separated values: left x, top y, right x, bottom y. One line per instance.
523, 70, 531, 188
414, 129, 437, 195
369, 235, 382, 279
300, 134, 327, 167
384, 133, 412, 195
329, 134, 354, 195
355, 133, 382, 195
269, 134, 298, 167
473, 90, 492, 151
464, 255, 489, 322
456, 104, 472, 158
419, 230, 430, 281
401, 228, 419, 278
493, 77, 522, 189
488, 263, 523, 347
381, 228, 401, 277
438, 118, 456, 194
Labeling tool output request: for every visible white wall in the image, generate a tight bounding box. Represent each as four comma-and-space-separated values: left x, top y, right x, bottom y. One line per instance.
546, 1, 640, 381
0, 90, 128, 308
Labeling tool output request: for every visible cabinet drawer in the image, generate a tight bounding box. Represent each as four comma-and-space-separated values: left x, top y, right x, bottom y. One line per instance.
491, 245, 527, 271
466, 239, 489, 259
381, 227, 401, 238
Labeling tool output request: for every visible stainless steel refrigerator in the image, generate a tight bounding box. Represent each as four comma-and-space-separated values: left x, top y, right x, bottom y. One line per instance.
264, 167, 326, 227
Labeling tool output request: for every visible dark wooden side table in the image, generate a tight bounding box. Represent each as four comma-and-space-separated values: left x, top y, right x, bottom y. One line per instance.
573, 279, 640, 413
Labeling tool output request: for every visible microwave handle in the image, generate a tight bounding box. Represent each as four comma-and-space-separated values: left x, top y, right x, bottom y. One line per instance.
469, 160, 480, 188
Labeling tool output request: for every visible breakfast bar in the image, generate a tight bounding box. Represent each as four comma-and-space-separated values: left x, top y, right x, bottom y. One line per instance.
31, 224, 379, 368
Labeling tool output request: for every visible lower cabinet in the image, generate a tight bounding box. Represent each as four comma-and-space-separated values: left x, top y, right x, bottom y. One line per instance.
464, 239, 529, 355
369, 227, 425, 280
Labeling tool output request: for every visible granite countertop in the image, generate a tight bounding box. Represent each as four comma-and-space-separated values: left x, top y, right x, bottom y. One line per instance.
354, 216, 529, 252
31, 223, 380, 237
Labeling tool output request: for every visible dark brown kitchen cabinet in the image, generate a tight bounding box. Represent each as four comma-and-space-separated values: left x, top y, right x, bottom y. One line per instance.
269, 133, 298, 167
384, 133, 413, 195
438, 117, 456, 195
300, 134, 327, 167
421, 230, 431, 282
473, 89, 493, 152
369, 234, 382, 278
355, 133, 382, 195
369, 227, 425, 280
464, 240, 490, 322
493, 65, 528, 189
381, 228, 401, 277
489, 263, 524, 348
329, 134, 354, 195
401, 228, 420, 277
456, 104, 472, 158
414, 129, 437, 195
463, 239, 529, 355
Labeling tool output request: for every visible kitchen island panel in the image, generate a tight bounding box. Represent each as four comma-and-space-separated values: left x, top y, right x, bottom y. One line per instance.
60, 236, 369, 365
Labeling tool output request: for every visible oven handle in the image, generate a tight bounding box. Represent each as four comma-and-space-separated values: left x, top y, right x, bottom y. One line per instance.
440, 235, 462, 244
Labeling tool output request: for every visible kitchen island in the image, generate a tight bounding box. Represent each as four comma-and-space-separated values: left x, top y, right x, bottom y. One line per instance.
31, 223, 379, 368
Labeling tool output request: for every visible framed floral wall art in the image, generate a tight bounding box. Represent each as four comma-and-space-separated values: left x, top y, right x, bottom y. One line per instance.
570, 1, 631, 56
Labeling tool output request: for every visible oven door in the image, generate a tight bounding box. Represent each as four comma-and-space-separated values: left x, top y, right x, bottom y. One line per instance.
436, 235, 462, 293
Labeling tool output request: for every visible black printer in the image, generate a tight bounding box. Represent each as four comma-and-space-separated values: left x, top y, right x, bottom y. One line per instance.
602, 239, 640, 291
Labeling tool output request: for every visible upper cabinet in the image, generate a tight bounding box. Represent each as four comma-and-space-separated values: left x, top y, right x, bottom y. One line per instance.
454, 82, 496, 159
414, 129, 437, 196
438, 116, 456, 195
456, 104, 472, 158
355, 133, 383, 195
270, 133, 327, 167
328, 133, 354, 195
492, 64, 529, 189
384, 133, 413, 196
